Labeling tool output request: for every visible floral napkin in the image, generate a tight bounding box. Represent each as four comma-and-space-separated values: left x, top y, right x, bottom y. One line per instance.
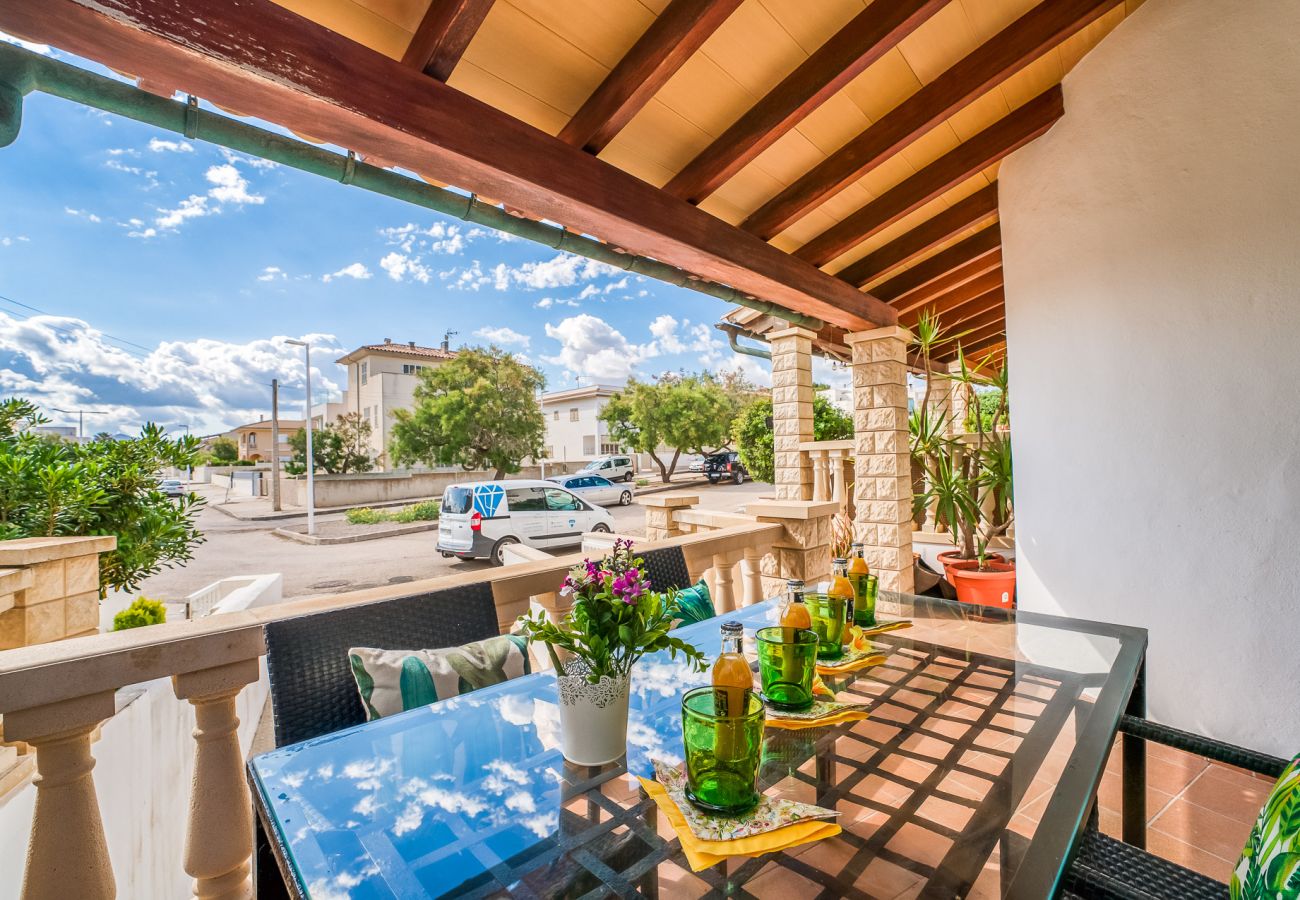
814, 640, 890, 675
852, 618, 912, 638
763, 697, 872, 730
638, 760, 840, 871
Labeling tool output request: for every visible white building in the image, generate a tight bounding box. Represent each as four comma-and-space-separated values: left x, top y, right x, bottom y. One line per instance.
313, 338, 458, 467
539, 384, 624, 465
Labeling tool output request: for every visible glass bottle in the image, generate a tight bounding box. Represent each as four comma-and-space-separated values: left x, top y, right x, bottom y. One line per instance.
779, 578, 812, 631
848, 542, 876, 627
829, 558, 855, 627
711, 621, 753, 717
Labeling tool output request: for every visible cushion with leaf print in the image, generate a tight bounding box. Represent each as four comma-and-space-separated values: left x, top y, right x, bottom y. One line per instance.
348, 635, 531, 720
1231, 751, 1300, 900
671, 580, 716, 628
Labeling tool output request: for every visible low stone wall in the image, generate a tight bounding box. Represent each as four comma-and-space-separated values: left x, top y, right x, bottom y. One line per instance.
279, 463, 578, 508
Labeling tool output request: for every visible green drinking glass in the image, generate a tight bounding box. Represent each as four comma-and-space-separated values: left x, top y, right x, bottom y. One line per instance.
807, 592, 847, 659
755, 626, 818, 711
681, 686, 765, 815
853, 573, 879, 627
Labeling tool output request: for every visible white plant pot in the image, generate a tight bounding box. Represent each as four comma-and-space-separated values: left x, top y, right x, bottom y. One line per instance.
556, 666, 631, 766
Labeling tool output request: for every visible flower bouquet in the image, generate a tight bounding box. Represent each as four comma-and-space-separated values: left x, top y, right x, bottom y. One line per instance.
518, 538, 705, 765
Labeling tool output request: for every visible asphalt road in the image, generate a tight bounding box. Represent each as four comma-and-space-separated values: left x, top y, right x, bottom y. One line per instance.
133, 478, 772, 602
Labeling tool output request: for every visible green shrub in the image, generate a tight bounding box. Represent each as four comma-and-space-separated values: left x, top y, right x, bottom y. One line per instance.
635, 478, 650, 487
345, 507, 384, 525
405, 500, 440, 521
113, 597, 167, 631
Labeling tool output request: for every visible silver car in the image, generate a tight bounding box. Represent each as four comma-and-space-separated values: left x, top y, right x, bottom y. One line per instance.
158, 479, 185, 498
546, 473, 634, 507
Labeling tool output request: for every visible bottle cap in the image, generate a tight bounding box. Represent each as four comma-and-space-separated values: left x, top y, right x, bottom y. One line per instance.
832, 557, 848, 565
720, 621, 743, 637
850, 542, 864, 550
785, 579, 804, 588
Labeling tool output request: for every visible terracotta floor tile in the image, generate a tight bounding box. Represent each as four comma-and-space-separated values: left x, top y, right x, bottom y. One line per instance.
1150, 798, 1252, 862
899, 732, 955, 760
878, 753, 938, 784
938, 768, 995, 803
857, 857, 924, 900
1095, 770, 1175, 817
885, 822, 952, 869
926, 717, 972, 740
960, 749, 1009, 777
1143, 828, 1236, 883
916, 793, 976, 831
744, 859, 822, 893
853, 772, 914, 807
1181, 768, 1269, 825
655, 862, 711, 898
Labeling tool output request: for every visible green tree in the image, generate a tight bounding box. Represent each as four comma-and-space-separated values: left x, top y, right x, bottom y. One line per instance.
112, 596, 167, 631
288, 412, 375, 474
389, 346, 545, 478
208, 436, 238, 463
732, 395, 853, 484
599, 373, 742, 483
0, 398, 205, 596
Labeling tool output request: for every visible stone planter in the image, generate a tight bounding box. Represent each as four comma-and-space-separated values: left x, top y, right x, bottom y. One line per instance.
557, 664, 631, 766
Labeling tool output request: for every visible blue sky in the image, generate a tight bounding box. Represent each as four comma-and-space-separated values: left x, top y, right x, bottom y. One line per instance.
0, 33, 839, 436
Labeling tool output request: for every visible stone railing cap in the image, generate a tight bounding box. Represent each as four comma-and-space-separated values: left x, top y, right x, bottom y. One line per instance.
843, 325, 913, 345
640, 493, 699, 508
767, 326, 818, 341
797, 440, 854, 452
0, 535, 116, 566
745, 500, 840, 520
0, 566, 34, 594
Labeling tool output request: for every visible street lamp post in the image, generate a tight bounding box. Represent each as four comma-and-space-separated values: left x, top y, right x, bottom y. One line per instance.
285, 339, 316, 536
49, 407, 106, 440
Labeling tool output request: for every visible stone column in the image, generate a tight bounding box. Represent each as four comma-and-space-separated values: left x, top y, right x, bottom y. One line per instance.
846, 327, 916, 594
641, 494, 698, 541
0, 536, 116, 650
173, 660, 260, 900
5, 692, 117, 900
769, 327, 816, 501
947, 361, 969, 436
746, 500, 838, 598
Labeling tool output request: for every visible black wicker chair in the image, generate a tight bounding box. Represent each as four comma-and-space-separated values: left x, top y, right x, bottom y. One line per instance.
263, 581, 499, 747
1062, 715, 1288, 899
639, 545, 694, 594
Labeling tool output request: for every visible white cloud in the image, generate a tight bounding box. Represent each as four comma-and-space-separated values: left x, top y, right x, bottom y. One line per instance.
155, 195, 209, 230
104, 158, 160, 188
144, 160, 266, 236
379, 222, 467, 256
494, 254, 621, 291
148, 138, 194, 153
0, 31, 52, 55
322, 262, 371, 283
256, 266, 286, 282
64, 208, 102, 223
534, 297, 579, 310
379, 252, 432, 284
0, 236, 27, 247
0, 311, 345, 435
440, 260, 490, 291
107, 148, 140, 158
475, 326, 530, 347
205, 164, 263, 205
542, 314, 655, 382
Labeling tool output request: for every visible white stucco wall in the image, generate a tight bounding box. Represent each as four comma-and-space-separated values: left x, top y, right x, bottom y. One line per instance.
1000, 0, 1300, 756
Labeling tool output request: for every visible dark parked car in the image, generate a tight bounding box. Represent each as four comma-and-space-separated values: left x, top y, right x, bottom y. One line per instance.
703, 452, 748, 485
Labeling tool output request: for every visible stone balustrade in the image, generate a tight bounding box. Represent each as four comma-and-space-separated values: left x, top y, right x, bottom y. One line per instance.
0, 520, 804, 898
799, 439, 855, 516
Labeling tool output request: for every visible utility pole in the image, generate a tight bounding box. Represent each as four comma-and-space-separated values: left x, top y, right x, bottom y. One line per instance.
285, 340, 316, 535
270, 378, 282, 511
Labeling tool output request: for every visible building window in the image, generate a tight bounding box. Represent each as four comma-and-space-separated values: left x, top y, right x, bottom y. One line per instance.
552, 410, 559, 421
363, 406, 371, 424
402, 364, 425, 375
360, 362, 368, 385
278, 433, 289, 444
570, 408, 580, 422
248, 433, 257, 448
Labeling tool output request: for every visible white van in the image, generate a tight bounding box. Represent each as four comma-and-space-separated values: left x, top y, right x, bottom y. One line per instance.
580, 454, 635, 482
437, 479, 615, 565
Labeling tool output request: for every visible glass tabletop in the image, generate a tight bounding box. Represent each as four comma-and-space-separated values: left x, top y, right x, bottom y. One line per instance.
249, 593, 1146, 899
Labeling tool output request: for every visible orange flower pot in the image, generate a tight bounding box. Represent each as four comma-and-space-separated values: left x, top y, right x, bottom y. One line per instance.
948, 561, 1016, 608
936, 550, 1006, 586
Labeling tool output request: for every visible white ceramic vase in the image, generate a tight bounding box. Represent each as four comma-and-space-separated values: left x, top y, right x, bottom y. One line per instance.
556, 664, 631, 766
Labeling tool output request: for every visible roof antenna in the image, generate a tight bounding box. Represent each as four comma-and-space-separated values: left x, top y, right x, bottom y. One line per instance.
441, 330, 458, 352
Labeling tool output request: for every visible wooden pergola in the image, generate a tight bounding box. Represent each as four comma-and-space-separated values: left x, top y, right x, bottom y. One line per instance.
0, 0, 1142, 369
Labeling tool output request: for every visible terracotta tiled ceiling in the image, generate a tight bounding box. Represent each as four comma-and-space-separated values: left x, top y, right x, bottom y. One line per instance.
4, 0, 1145, 364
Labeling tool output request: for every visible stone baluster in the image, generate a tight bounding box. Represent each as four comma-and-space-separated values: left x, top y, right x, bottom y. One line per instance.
710, 553, 736, 613
810, 450, 830, 502
6, 692, 117, 900
741, 547, 763, 607
830, 450, 846, 512
172, 659, 261, 900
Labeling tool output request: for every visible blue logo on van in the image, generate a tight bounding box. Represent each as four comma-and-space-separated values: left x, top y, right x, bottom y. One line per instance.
474, 484, 504, 518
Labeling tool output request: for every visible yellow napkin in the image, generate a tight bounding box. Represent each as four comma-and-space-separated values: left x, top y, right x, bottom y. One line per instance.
766, 707, 871, 731
815, 648, 888, 675
851, 619, 912, 638
638, 777, 841, 871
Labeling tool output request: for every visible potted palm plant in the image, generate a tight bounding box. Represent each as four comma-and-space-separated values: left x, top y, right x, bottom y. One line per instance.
914, 337, 1015, 607
517, 539, 706, 765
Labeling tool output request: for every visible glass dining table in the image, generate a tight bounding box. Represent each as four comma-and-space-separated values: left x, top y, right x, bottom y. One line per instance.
248, 593, 1148, 899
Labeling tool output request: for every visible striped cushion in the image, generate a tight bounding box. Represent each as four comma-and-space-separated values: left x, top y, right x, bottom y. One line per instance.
348, 635, 531, 720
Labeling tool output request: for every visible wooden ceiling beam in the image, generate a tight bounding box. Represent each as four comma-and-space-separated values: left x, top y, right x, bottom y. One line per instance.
932, 316, 1006, 355
0, 0, 897, 331
742, 0, 1124, 239
898, 274, 1003, 325
557, 0, 743, 154
893, 258, 1002, 317
401, 0, 497, 80
872, 226, 1001, 303
905, 288, 1004, 331
835, 183, 998, 287
663, 0, 947, 204
796, 86, 1062, 267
